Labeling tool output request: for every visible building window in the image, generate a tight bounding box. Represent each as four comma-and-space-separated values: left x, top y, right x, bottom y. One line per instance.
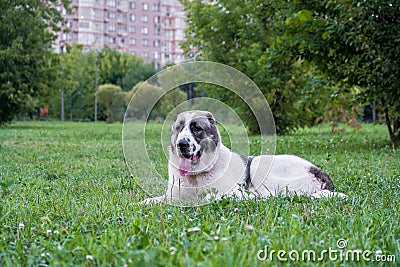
81, 0, 95, 6
153, 52, 159, 59
154, 16, 161, 24
118, 24, 127, 32
118, 13, 127, 22
165, 18, 172, 26
165, 30, 173, 40
130, 13, 136, 21
153, 3, 160, 11
153, 26, 160, 35
141, 26, 148, 35
109, 36, 116, 44
108, 23, 116, 31
94, 34, 102, 45
142, 51, 148, 58
129, 25, 136, 33
176, 29, 184, 40
142, 3, 148, 10
94, 9, 103, 20
141, 15, 148, 22
153, 39, 160, 47
142, 39, 149, 46
129, 38, 136, 45
108, 11, 116, 19
107, 0, 116, 7
130, 1, 135, 9
79, 21, 89, 28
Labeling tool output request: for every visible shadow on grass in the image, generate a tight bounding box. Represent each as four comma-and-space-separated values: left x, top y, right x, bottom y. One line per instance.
3, 121, 68, 130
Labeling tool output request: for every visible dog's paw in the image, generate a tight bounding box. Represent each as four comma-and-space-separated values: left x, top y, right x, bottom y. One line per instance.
311, 190, 348, 199
137, 196, 167, 205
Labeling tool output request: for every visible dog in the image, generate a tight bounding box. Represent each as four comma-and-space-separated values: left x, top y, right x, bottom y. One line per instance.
142, 110, 347, 205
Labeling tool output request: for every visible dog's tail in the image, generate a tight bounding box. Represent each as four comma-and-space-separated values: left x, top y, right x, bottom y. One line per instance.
309, 166, 334, 191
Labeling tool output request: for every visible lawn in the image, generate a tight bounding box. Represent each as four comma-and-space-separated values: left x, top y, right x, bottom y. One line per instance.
0, 121, 399, 266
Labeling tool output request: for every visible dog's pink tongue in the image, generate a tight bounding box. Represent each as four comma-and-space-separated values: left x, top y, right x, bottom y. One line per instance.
179, 158, 191, 176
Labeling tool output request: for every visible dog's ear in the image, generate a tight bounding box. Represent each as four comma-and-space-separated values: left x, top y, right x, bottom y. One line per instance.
171, 120, 176, 131
171, 114, 180, 131
206, 112, 216, 124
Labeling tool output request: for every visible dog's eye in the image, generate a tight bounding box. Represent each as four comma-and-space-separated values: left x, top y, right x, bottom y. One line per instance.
191, 124, 202, 132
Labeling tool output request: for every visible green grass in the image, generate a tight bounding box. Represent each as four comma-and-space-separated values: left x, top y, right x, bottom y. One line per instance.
0, 121, 399, 266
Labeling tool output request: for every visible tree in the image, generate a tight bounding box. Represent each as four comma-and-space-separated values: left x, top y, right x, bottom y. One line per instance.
121, 58, 157, 92
96, 84, 126, 123
125, 81, 163, 120
98, 47, 156, 92
278, 0, 400, 144
47, 46, 156, 121
181, 0, 327, 134
0, 0, 70, 124
155, 89, 187, 118
49, 45, 97, 120
125, 81, 187, 120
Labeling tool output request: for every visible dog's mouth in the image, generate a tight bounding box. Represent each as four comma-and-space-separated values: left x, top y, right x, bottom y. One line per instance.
178, 151, 201, 177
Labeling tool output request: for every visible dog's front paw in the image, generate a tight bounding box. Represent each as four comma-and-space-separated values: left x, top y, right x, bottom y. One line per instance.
311, 190, 348, 199
137, 196, 167, 205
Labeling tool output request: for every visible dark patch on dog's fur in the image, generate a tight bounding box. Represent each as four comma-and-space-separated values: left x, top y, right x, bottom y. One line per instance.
240, 155, 254, 190
309, 166, 334, 190
170, 119, 185, 153
189, 117, 219, 148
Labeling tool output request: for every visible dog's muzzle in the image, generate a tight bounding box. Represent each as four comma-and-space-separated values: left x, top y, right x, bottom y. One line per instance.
177, 138, 192, 159
176, 138, 201, 177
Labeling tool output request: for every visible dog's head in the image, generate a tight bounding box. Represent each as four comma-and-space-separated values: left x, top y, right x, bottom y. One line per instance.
170, 110, 220, 176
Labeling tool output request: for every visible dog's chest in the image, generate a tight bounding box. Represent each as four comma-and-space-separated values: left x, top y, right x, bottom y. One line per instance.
181, 171, 216, 187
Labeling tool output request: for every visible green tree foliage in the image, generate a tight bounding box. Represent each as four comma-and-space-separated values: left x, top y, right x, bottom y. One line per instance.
125, 81, 187, 120
323, 86, 363, 133
181, 0, 326, 134
0, 0, 70, 124
125, 81, 161, 120
125, 81, 160, 120
99, 47, 156, 91
121, 58, 157, 92
49, 45, 97, 120
48, 46, 156, 121
277, 0, 400, 143
96, 84, 126, 123
155, 89, 187, 118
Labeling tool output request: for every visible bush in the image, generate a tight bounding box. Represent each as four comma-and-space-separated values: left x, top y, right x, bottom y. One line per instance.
96, 84, 126, 123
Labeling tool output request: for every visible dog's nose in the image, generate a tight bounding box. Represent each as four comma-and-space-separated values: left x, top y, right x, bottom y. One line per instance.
177, 139, 191, 158
178, 139, 190, 151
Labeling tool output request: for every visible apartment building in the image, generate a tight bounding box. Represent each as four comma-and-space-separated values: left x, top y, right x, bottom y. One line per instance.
160, 0, 187, 66
55, 0, 186, 68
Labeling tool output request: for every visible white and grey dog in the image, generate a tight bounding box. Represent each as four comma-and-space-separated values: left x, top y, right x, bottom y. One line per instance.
143, 110, 346, 205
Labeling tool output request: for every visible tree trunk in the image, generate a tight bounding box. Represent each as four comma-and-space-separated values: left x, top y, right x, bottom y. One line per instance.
106, 109, 113, 123
382, 98, 400, 146
393, 118, 400, 144
383, 106, 393, 141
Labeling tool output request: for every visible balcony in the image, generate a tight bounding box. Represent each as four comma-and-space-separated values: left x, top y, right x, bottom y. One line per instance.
117, 31, 128, 37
